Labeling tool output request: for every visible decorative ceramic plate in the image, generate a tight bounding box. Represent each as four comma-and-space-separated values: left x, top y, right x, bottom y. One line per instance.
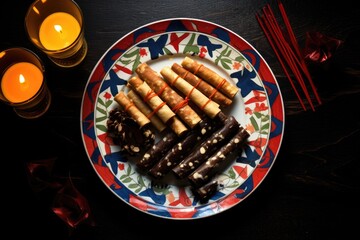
81, 18, 284, 219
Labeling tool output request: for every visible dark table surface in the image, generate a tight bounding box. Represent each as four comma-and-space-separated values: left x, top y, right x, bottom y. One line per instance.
1, 0, 359, 239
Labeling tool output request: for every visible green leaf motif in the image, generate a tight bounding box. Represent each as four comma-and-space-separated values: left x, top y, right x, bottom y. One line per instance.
96, 106, 107, 116
163, 47, 173, 55
122, 177, 132, 183
249, 116, 259, 131
235, 55, 245, 62
261, 123, 270, 131
96, 115, 108, 123
132, 54, 141, 72
128, 183, 139, 189
253, 111, 263, 119
96, 124, 108, 133
183, 33, 199, 54
227, 168, 236, 179
127, 164, 132, 175
226, 182, 240, 188
105, 99, 113, 108
220, 58, 232, 70
137, 175, 145, 188
119, 58, 132, 65
97, 98, 106, 107
120, 175, 128, 180
123, 48, 140, 58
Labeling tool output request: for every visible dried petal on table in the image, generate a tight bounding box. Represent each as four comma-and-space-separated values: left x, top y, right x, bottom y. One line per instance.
304, 31, 344, 64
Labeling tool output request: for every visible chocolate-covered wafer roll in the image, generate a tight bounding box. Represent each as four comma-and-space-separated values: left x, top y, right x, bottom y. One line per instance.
192, 180, 218, 203
148, 117, 218, 179
136, 128, 179, 171
171, 63, 233, 107
160, 66, 221, 119
188, 127, 250, 187
136, 62, 202, 129
181, 56, 239, 99
172, 116, 240, 179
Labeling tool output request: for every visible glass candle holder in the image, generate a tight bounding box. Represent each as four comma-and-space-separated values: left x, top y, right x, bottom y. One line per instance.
25, 0, 87, 68
0, 48, 51, 119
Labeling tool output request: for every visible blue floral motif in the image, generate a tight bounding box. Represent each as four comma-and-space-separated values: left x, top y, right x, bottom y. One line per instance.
197, 35, 222, 57
139, 188, 167, 205
101, 70, 127, 97
237, 146, 259, 168
137, 34, 168, 60
231, 69, 263, 97
104, 151, 127, 175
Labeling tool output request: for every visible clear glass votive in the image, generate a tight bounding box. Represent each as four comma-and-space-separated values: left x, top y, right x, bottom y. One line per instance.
0, 47, 51, 119
25, 0, 87, 68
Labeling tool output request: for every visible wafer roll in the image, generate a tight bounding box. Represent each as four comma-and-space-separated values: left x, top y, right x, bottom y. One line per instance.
181, 56, 239, 99
136, 62, 201, 129
128, 76, 175, 123
127, 90, 166, 132
113, 91, 150, 128
160, 66, 221, 119
128, 76, 188, 136
188, 127, 250, 187
172, 116, 240, 179
171, 63, 233, 107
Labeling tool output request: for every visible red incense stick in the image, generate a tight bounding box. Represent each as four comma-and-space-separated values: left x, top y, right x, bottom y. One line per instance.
256, 13, 307, 111
278, 0, 322, 105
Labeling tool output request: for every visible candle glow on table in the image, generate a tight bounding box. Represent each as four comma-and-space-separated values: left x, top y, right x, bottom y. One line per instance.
1, 62, 43, 103
39, 12, 81, 50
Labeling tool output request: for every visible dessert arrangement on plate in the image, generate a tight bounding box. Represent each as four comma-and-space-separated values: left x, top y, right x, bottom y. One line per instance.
81, 18, 284, 219
106, 56, 250, 203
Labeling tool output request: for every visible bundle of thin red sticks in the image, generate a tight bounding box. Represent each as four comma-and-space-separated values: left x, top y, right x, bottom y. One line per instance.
256, 1, 321, 111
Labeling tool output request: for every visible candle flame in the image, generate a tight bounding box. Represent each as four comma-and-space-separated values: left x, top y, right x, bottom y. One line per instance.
54, 24, 63, 33
19, 74, 25, 84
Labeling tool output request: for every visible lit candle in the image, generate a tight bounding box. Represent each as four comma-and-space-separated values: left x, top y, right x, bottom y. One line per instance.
39, 12, 81, 50
1, 62, 43, 103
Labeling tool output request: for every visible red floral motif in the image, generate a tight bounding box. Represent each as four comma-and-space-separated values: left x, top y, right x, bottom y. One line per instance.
118, 163, 125, 171
199, 46, 208, 58
245, 123, 255, 134
245, 90, 267, 104
245, 107, 253, 115
232, 61, 243, 70
139, 48, 147, 57
114, 64, 132, 75
254, 102, 268, 112
103, 92, 112, 100
168, 188, 192, 207
169, 33, 190, 52
248, 137, 267, 156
